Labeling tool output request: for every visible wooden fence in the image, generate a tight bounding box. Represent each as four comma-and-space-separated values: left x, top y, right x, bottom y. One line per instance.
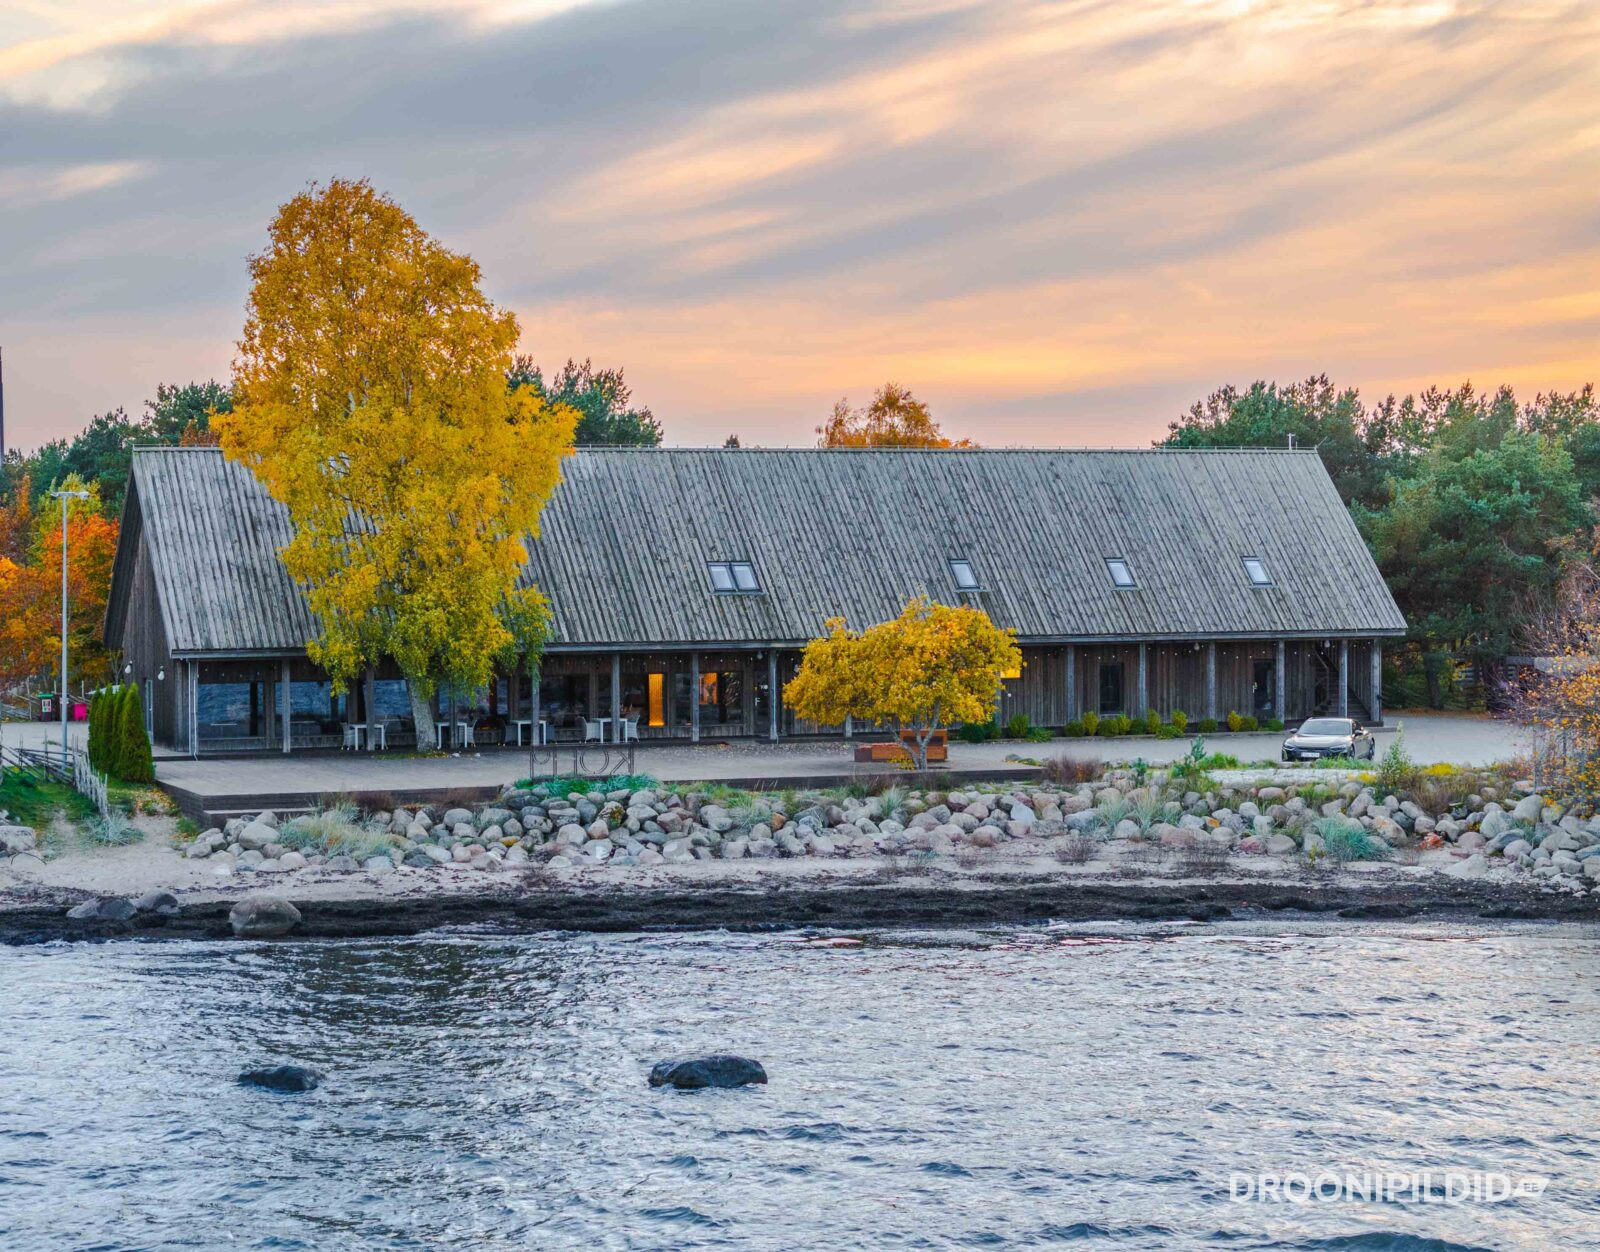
0, 744, 111, 817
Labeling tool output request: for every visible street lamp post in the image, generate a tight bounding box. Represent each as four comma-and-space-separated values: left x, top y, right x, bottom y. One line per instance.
51, 488, 89, 758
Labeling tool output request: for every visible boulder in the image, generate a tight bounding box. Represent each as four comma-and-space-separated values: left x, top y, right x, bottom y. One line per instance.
648, 1055, 768, 1090
65, 896, 137, 922
1510, 794, 1544, 823
1265, 834, 1297, 856
236, 822, 276, 851
134, 889, 180, 915
228, 894, 302, 938
238, 1065, 322, 1093
1444, 853, 1488, 878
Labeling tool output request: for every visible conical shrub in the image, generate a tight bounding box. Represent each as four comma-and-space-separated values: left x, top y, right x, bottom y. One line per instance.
116, 682, 154, 783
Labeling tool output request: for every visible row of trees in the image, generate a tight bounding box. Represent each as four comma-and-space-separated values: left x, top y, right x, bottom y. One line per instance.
1162, 376, 1600, 705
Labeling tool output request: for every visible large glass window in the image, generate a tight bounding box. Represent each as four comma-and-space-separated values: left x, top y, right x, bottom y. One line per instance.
539, 674, 591, 737
1098, 662, 1125, 714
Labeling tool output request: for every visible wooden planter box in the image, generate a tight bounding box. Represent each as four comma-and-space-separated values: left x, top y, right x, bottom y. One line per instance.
853, 729, 948, 764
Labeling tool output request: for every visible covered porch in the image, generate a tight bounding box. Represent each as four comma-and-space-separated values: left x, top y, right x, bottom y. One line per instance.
159, 635, 1388, 755
997, 637, 1386, 728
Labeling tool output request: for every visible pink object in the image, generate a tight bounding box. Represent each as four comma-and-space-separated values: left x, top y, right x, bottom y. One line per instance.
71, 702, 89, 721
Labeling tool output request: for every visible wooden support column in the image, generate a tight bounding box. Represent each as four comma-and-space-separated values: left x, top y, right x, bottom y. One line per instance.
1337, 639, 1349, 717
768, 651, 779, 742
1065, 644, 1076, 722
611, 653, 622, 740
1205, 643, 1217, 723
281, 659, 291, 754
690, 652, 701, 743
365, 666, 378, 751
1370, 640, 1383, 725
189, 660, 199, 758
1275, 640, 1287, 724
1136, 642, 1148, 717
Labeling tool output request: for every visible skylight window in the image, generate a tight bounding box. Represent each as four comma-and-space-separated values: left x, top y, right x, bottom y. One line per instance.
708, 561, 761, 594
950, 559, 980, 592
1105, 558, 1136, 589
1242, 556, 1273, 587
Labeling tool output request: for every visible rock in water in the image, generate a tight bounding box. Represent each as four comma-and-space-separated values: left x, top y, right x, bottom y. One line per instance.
649, 1055, 768, 1090
228, 894, 302, 938
238, 1065, 322, 1092
134, 889, 180, 915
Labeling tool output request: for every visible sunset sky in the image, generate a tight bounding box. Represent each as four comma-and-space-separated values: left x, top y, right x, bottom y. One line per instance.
2, 0, 1597, 451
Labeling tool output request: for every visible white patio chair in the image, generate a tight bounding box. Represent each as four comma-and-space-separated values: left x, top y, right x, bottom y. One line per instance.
583, 718, 605, 743
342, 723, 360, 751
621, 715, 640, 743
458, 721, 476, 749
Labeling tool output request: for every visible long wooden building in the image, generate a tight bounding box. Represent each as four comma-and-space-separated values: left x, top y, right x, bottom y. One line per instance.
104, 445, 1405, 754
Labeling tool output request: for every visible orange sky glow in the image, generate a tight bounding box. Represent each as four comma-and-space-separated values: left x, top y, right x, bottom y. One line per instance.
2, 0, 1597, 450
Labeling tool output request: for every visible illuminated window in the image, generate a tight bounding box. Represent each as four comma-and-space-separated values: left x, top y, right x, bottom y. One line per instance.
1105, 558, 1136, 589
950, 559, 980, 592
1242, 556, 1273, 587
647, 673, 665, 727
708, 561, 761, 594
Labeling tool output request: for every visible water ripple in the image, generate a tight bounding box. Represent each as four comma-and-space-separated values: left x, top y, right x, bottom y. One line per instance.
0, 922, 1593, 1250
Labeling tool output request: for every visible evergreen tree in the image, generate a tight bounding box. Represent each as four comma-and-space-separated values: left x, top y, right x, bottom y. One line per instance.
115, 683, 154, 783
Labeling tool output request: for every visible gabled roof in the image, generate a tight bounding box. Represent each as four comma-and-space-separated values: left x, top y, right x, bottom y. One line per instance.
110, 445, 1405, 656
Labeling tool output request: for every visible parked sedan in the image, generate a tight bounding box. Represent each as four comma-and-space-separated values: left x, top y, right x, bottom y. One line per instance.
1281, 717, 1375, 762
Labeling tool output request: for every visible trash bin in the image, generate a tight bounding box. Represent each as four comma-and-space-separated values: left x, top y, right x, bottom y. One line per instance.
71, 701, 89, 722
37, 693, 55, 721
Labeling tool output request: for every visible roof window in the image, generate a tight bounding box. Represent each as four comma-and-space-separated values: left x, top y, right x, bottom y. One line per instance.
1242, 556, 1273, 587
1105, 557, 1136, 589
708, 561, 761, 594
950, 559, 980, 592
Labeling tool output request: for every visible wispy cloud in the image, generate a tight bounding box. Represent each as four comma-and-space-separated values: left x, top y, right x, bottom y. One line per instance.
1, 0, 1596, 449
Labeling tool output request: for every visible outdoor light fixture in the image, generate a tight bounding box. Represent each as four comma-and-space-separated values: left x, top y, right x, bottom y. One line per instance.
157, 668, 165, 682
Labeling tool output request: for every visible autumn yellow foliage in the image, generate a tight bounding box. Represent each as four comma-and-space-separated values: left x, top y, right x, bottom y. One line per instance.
784, 596, 1019, 768
817, 383, 974, 448
214, 179, 575, 741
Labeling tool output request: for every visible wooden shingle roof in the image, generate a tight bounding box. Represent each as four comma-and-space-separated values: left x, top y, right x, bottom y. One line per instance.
112, 445, 1405, 656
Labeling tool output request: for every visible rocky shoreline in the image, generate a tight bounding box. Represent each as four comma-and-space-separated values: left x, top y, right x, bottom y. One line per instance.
1, 869, 1595, 945
7, 761, 1600, 943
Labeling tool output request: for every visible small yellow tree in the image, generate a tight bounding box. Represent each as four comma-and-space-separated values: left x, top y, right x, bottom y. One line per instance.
817, 383, 975, 448
215, 178, 576, 744
784, 596, 1019, 768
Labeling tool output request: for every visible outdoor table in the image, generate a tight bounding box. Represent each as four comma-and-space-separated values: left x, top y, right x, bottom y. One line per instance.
434, 721, 476, 750
344, 723, 388, 751
511, 719, 548, 746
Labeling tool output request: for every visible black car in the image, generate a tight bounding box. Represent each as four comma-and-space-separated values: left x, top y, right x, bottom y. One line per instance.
1281, 717, 1375, 762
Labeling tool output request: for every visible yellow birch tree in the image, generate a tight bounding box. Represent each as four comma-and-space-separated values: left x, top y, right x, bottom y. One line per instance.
214, 178, 575, 745
784, 596, 1019, 768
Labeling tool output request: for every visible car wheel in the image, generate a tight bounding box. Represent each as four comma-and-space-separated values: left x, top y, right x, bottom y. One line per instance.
1366, 741, 1376, 760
